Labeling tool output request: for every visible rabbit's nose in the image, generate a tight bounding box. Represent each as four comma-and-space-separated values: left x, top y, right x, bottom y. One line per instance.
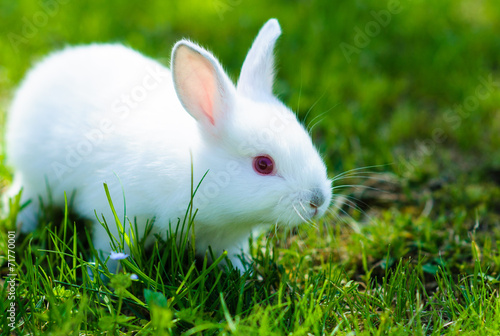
309, 187, 327, 210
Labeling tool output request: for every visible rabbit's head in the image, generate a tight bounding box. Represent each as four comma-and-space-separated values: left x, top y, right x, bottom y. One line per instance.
172, 19, 331, 229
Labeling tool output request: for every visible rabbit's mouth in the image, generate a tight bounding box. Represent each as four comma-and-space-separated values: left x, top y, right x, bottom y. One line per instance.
310, 206, 319, 218
283, 187, 330, 225
286, 202, 323, 227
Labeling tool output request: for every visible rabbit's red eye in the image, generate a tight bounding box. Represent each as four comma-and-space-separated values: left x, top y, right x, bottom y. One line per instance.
253, 155, 275, 175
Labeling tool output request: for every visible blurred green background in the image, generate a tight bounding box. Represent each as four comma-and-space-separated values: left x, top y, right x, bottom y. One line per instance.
1, 0, 500, 209
3, 2, 500, 333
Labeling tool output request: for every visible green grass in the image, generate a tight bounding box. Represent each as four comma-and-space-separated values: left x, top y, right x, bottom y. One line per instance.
2, 0, 500, 334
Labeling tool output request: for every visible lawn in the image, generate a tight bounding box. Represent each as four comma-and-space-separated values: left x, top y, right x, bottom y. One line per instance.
1, 0, 500, 334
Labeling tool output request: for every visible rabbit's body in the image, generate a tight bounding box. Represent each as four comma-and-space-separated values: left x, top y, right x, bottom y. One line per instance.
6, 19, 331, 270
8, 44, 207, 251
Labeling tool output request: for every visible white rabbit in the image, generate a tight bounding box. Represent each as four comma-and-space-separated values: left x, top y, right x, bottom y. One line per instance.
6, 19, 331, 271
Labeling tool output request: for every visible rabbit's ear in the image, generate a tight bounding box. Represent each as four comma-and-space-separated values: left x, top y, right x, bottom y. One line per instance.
237, 19, 281, 100
172, 40, 235, 135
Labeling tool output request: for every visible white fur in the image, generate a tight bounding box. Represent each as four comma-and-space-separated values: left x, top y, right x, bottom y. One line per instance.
6, 19, 331, 270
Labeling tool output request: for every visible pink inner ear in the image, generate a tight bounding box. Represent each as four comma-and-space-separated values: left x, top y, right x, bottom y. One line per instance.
187, 54, 216, 125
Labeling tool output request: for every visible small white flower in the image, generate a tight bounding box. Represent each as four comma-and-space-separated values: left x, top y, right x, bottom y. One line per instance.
110, 252, 129, 260
130, 274, 139, 280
